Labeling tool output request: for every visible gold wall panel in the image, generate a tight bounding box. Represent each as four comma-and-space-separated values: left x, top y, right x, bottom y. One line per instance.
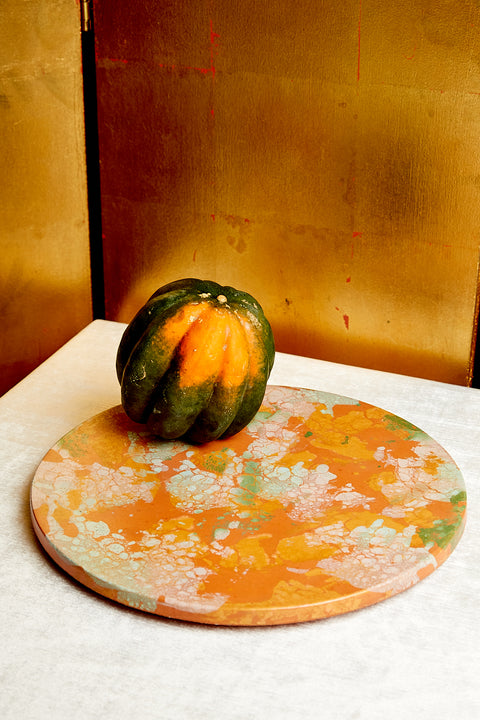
0, 0, 92, 396
94, 0, 480, 385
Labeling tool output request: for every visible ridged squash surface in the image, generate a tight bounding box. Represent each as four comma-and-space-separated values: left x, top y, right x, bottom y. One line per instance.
116, 278, 275, 443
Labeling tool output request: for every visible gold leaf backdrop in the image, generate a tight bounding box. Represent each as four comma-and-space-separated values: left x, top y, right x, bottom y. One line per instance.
0, 0, 92, 396
94, 0, 480, 385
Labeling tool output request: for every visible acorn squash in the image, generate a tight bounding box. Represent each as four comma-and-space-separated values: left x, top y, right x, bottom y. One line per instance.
116, 278, 275, 443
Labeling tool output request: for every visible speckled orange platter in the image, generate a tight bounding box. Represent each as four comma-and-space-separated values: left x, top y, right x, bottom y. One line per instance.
30, 385, 466, 625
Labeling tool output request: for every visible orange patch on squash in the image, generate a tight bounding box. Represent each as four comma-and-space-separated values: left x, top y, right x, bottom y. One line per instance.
177, 307, 228, 387
155, 302, 208, 355
218, 315, 250, 388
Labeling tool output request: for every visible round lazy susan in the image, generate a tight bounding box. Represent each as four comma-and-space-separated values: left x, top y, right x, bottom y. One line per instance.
30, 385, 466, 625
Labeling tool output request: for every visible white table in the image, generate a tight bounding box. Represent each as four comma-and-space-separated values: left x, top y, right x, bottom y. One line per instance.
1, 320, 479, 720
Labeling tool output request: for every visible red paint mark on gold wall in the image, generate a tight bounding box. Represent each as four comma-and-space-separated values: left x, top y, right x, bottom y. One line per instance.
153, 20, 219, 80
209, 19, 220, 79
357, 0, 362, 82
336, 307, 350, 331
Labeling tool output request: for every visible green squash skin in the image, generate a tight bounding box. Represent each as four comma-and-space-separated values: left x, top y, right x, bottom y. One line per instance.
222, 285, 275, 368
115, 282, 198, 385
116, 278, 275, 442
217, 301, 274, 439
219, 369, 268, 439
187, 384, 247, 442
118, 293, 205, 423
147, 380, 248, 442
151, 376, 250, 444
148, 384, 213, 440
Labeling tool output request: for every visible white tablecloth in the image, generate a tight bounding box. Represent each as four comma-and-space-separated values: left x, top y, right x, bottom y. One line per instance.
1, 320, 479, 720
